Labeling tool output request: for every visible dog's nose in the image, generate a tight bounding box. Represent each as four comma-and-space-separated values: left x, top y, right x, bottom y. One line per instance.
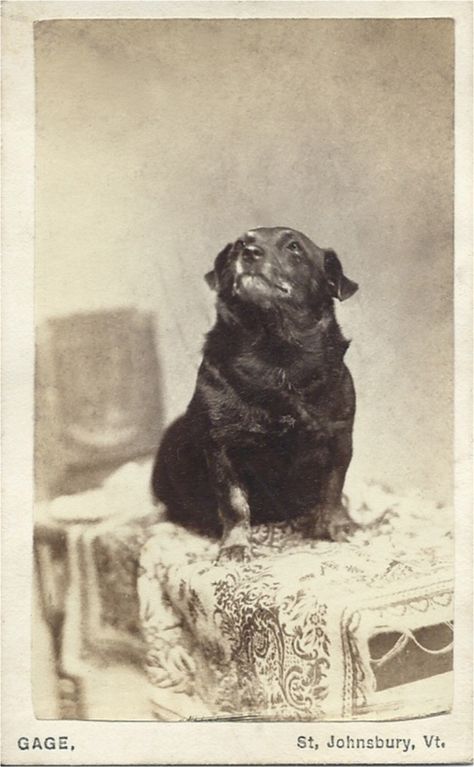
242, 244, 264, 262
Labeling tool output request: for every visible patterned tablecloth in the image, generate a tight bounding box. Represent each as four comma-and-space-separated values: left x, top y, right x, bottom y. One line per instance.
36, 462, 453, 721
137, 482, 453, 721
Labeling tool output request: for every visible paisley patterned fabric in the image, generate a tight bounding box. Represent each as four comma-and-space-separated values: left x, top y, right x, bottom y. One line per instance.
137, 482, 453, 720
43, 461, 452, 720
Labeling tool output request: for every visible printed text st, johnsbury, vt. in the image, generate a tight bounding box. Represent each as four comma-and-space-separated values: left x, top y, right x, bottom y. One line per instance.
297, 734, 447, 753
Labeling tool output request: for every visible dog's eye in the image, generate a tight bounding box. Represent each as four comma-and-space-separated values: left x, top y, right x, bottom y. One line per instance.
288, 241, 303, 259
288, 241, 301, 252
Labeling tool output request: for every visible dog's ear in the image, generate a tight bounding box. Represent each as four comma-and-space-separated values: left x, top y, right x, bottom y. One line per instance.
324, 249, 358, 302
204, 269, 218, 291
205, 243, 233, 292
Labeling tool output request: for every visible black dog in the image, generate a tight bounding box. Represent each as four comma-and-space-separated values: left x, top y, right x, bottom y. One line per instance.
152, 227, 359, 561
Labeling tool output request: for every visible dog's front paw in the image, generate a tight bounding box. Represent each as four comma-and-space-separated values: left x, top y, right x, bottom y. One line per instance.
216, 544, 251, 564
304, 506, 357, 542
217, 520, 251, 563
327, 515, 357, 542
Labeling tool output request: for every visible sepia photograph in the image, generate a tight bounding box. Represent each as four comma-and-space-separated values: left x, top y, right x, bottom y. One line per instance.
2, 2, 472, 765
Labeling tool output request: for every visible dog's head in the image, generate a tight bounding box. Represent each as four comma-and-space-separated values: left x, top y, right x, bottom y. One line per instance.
205, 227, 358, 312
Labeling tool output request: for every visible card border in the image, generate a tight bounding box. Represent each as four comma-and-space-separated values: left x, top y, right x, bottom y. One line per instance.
1, 2, 472, 765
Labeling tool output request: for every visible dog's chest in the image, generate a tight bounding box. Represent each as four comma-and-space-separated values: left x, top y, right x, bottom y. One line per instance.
234, 346, 327, 397
226, 353, 338, 438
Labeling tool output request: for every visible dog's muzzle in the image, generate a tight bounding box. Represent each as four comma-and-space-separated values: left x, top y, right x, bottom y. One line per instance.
232, 271, 292, 298
231, 242, 293, 299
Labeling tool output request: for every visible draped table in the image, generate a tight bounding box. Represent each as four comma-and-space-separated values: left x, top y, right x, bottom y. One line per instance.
137, 483, 453, 721
36, 461, 453, 721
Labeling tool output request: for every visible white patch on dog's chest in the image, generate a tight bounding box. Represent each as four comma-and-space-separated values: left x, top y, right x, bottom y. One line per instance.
275, 367, 292, 389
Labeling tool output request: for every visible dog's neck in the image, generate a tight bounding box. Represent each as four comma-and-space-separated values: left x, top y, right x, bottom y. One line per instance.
218, 295, 343, 338
208, 298, 349, 381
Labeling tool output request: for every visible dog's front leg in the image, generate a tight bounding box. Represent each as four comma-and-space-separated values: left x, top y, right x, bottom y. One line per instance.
311, 436, 356, 542
206, 445, 251, 563
316, 466, 356, 541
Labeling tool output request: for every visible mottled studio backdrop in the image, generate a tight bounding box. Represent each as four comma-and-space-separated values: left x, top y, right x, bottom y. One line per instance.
35, 19, 454, 501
